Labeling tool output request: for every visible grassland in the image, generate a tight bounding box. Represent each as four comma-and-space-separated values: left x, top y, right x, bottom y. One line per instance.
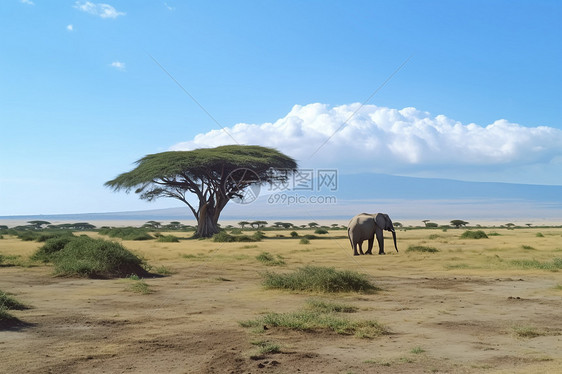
0, 225, 561, 373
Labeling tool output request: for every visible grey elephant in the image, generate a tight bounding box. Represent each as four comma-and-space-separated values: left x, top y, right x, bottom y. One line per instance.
347, 213, 398, 256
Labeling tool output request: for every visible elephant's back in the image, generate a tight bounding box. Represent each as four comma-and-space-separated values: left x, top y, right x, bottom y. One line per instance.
348, 213, 375, 227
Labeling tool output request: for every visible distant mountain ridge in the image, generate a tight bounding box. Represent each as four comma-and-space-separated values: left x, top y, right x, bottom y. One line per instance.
1, 173, 561, 223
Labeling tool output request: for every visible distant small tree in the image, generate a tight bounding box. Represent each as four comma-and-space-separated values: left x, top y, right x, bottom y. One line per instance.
505, 223, 516, 229
281, 222, 293, 229
308, 222, 319, 228
450, 220, 469, 228
251, 220, 268, 228
422, 220, 430, 227
28, 220, 51, 229
525, 223, 532, 227
393, 222, 403, 228
426, 222, 438, 228
144, 221, 161, 229
238, 221, 250, 229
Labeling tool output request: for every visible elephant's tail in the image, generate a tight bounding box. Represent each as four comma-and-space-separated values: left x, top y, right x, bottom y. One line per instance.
347, 227, 353, 249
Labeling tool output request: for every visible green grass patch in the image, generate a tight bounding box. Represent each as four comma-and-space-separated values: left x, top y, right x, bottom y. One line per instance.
410, 346, 426, 354
521, 245, 535, 250
262, 266, 378, 293
445, 263, 470, 269
127, 280, 153, 294
99, 227, 153, 241
251, 340, 282, 355
256, 252, 285, 266
508, 258, 562, 271
406, 245, 439, 253
33, 236, 148, 278
487, 232, 501, 236
536, 232, 545, 237
306, 299, 358, 313
460, 230, 489, 239
299, 238, 310, 245
0, 291, 27, 310
241, 311, 388, 338
428, 234, 442, 240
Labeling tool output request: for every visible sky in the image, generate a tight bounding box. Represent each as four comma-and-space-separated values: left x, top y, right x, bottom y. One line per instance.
1, 0, 561, 216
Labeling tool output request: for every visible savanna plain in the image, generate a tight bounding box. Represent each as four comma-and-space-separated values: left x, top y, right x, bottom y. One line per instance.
1, 225, 561, 373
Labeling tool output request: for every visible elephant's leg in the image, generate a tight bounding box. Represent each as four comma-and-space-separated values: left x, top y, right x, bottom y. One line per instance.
375, 227, 385, 255
357, 241, 364, 255
353, 242, 360, 256
365, 237, 374, 255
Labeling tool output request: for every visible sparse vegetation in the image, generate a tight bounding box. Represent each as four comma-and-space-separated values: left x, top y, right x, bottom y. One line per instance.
240, 310, 388, 338
314, 228, 329, 234
256, 251, 285, 266
306, 299, 358, 313
507, 258, 562, 271
212, 231, 261, 242
299, 238, 310, 245
156, 235, 180, 243
406, 245, 439, 253
262, 266, 378, 293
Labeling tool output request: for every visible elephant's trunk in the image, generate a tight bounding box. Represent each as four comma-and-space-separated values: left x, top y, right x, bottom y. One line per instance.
391, 229, 398, 252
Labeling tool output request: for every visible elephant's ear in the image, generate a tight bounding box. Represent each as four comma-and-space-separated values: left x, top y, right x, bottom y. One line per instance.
375, 213, 386, 228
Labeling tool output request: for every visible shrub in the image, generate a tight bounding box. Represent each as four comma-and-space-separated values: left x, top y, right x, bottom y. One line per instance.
156, 235, 180, 243
256, 252, 285, 266
460, 230, 488, 239
32, 235, 76, 262
17, 231, 39, 241
262, 266, 378, 293
406, 245, 439, 253
303, 234, 318, 240
290, 231, 299, 238
299, 238, 310, 245
230, 228, 243, 235
34, 236, 148, 278
536, 232, 544, 237
212, 231, 261, 242
0, 290, 27, 310
99, 227, 153, 241
314, 228, 329, 235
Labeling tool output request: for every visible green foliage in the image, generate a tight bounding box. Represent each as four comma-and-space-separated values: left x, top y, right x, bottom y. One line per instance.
212, 231, 261, 242
32, 235, 76, 262
406, 245, 439, 253
127, 280, 153, 294
488, 232, 501, 236
290, 231, 299, 237
299, 238, 310, 245
0, 290, 27, 310
230, 228, 243, 235
256, 252, 285, 266
314, 228, 329, 234
262, 266, 378, 293
306, 299, 358, 313
460, 230, 488, 239
410, 347, 426, 354
536, 232, 545, 237
252, 230, 266, 240
99, 227, 153, 241
33, 236, 147, 278
156, 235, 180, 243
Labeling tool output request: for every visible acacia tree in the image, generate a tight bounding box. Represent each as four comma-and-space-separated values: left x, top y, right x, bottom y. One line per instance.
105, 145, 297, 237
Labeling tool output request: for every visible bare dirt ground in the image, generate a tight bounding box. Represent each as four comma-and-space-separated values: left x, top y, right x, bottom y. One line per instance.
1, 228, 561, 373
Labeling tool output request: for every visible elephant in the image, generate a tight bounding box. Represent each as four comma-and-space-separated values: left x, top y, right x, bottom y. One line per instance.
347, 213, 398, 256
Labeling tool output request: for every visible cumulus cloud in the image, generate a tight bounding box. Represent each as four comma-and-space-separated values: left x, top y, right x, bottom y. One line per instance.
74, 1, 125, 19
170, 103, 562, 182
110, 61, 125, 70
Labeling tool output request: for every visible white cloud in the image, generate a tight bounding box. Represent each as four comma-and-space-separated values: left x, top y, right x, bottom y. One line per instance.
67, 24, 74, 31
110, 61, 125, 70
164, 2, 175, 11
20, 0, 34, 5
74, 1, 125, 19
170, 103, 562, 183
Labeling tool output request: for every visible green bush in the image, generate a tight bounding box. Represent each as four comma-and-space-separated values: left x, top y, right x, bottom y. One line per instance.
212, 231, 261, 242
230, 228, 243, 235
17, 231, 39, 241
33, 236, 147, 278
406, 245, 439, 253
314, 228, 329, 235
0, 290, 27, 310
156, 235, 180, 243
299, 238, 310, 245
262, 266, 378, 293
32, 235, 76, 262
460, 230, 488, 239
290, 231, 299, 237
99, 227, 153, 241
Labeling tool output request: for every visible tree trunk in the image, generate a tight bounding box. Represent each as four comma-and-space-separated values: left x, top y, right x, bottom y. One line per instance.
196, 202, 220, 238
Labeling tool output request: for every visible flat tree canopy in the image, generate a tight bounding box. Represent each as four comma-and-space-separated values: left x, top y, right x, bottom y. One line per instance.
105, 145, 297, 237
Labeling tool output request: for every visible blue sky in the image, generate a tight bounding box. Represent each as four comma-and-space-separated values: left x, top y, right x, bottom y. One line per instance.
1, 0, 561, 216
